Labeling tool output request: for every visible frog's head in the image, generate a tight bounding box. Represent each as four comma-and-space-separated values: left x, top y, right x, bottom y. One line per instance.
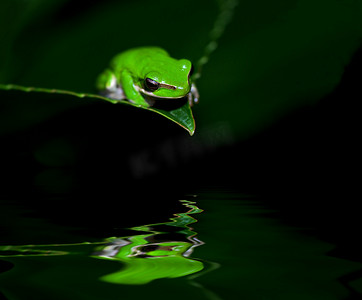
139, 59, 193, 99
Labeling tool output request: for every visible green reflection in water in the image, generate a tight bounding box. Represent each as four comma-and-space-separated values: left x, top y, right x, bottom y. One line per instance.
92, 200, 205, 285
0, 200, 208, 286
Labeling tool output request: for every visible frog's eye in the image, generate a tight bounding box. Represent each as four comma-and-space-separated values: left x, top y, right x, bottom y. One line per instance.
145, 78, 159, 91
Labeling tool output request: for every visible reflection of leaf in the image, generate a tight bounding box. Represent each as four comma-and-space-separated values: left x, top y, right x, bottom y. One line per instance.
0, 84, 196, 135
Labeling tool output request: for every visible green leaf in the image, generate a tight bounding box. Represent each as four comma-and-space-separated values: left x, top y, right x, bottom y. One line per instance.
0, 84, 196, 135
150, 102, 195, 136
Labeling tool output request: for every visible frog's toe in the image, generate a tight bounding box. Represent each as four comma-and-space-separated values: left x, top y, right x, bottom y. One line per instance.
100, 87, 126, 101
187, 93, 194, 107
190, 83, 199, 106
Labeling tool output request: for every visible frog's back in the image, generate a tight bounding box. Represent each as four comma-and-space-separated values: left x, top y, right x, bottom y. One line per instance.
111, 47, 169, 71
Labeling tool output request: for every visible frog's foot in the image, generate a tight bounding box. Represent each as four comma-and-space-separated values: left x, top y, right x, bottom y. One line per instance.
97, 69, 126, 101
97, 74, 125, 101
100, 87, 126, 101
188, 83, 199, 107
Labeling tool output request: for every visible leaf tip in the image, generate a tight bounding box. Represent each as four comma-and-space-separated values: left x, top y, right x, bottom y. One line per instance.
188, 126, 196, 136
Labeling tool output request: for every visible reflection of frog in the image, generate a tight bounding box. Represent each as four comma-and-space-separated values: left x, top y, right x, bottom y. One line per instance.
94, 235, 204, 285
93, 200, 205, 285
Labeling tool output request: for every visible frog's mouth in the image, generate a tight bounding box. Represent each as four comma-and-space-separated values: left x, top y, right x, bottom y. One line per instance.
133, 84, 189, 109
134, 85, 186, 100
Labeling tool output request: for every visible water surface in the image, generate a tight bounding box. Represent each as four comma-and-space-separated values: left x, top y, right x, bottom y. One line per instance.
1, 191, 361, 299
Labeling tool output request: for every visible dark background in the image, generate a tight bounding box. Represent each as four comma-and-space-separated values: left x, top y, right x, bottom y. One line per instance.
0, 0, 361, 264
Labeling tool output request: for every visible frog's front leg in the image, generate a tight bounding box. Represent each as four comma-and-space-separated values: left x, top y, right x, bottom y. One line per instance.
96, 69, 125, 100
120, 70, 150, 107
188, 83, 199, 107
